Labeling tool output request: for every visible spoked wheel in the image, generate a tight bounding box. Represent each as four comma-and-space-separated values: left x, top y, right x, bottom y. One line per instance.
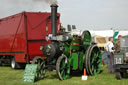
85, 45, 102, 75
56, 54, 70, 80
32, 56, 46, 80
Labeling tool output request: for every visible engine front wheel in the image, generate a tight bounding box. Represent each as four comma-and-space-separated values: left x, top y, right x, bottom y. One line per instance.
56, 54, 70, 80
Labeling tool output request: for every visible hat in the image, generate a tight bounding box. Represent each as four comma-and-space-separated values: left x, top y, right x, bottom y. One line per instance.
118, 35, 122, 38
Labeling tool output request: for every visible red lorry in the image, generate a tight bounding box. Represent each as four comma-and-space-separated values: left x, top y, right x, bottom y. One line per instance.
0, 12, 60, 69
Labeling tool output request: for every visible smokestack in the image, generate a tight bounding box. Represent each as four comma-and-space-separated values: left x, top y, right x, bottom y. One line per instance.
50, 4, 58, 36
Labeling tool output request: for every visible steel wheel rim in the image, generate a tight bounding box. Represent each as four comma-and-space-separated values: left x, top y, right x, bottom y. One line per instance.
85, 45, 92, 75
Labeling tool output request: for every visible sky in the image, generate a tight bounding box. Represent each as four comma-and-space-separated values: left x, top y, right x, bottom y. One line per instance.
0, 0, 128, 30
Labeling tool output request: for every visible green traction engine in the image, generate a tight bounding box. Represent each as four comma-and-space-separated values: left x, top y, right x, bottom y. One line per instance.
55, 31, 101, 80
41, 4, 102, 80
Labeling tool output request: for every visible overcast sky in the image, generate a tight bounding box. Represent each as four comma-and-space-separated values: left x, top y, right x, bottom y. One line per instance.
0, 0, 128, 30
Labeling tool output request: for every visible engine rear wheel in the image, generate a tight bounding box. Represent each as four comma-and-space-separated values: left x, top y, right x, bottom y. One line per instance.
85, 45, 102, 75
56, 54, 70, 80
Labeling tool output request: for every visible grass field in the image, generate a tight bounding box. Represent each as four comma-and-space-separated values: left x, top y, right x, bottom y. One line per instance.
0, 65, 128, 85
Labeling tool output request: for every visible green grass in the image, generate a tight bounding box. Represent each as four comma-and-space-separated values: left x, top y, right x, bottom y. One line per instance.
0, 65, 128, 85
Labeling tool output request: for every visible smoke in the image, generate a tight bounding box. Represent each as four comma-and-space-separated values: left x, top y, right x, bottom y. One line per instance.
33, 0, 58, 4
44, 0, 58, 4
0, 0, 59, 18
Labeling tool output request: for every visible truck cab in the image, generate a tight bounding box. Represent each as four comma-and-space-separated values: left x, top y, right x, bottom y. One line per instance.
114, 36, 128, 79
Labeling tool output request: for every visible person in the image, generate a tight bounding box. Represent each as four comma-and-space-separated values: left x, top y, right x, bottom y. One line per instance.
114, 35, 122, 53
104, 37, 115, 73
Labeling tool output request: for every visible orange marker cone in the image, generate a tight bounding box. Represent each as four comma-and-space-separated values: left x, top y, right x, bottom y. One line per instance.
82, 68, 88, 81
84, 68, 86, 76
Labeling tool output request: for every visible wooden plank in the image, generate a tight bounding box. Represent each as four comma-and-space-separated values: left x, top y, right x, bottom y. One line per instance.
22, 64, 37, 83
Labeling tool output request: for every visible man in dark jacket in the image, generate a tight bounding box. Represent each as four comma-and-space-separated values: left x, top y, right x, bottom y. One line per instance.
114, 35, 122, 53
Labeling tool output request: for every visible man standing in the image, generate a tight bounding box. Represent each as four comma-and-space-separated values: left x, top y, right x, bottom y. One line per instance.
115, 35, 121, 53
104, 37, 115, 73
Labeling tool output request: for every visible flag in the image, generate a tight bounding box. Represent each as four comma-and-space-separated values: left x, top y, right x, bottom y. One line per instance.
113, 31, 119, 43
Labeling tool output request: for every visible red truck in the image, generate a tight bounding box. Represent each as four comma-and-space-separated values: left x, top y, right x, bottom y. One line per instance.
0, 12, 60, 69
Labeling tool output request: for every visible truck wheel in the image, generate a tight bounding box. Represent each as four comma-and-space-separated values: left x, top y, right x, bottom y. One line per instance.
0, 61, 2, 66
120, 72, 124, 78
116, 72, 122, 80
11, 57, 18, 69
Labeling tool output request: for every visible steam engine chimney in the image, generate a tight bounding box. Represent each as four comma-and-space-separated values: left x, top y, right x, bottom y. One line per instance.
50, 4, 58, 36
